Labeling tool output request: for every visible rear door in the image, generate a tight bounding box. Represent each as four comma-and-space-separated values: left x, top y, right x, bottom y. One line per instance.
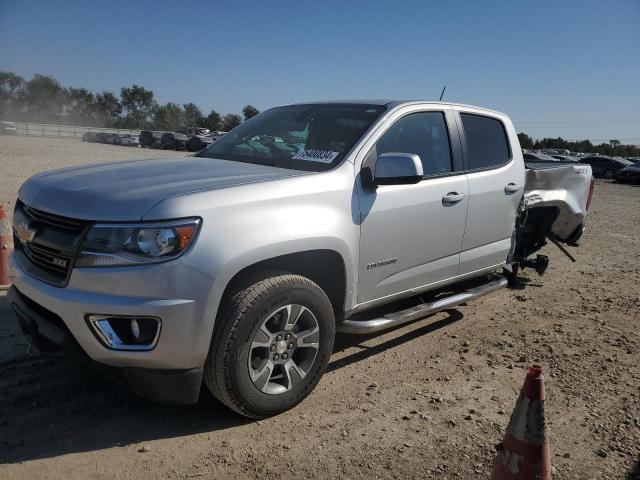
356, 106, 469, 305
456, 109, 525, 275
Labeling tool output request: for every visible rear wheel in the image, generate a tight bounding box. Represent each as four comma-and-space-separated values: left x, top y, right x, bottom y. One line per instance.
204, 274, 335, 418
604, 169, 615, 179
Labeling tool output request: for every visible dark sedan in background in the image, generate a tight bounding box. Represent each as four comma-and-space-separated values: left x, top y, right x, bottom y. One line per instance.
161, 132, 189, 150
615, 163, 640, 184
186, 135, 213, 152
580, 156, 633, 179
139, 130, 165, 148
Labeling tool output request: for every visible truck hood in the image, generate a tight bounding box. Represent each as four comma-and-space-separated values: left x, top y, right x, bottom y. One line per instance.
19, 157, 308, 221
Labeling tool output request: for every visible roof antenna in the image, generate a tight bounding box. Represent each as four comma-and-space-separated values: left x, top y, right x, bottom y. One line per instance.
439, 85, 446, 101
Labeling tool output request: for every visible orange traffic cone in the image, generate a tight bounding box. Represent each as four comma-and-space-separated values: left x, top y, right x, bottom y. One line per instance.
491, 365, 551, 480
0, 204, 13, 290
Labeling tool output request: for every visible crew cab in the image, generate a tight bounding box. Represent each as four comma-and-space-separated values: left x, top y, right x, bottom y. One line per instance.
7, 101, 594, 418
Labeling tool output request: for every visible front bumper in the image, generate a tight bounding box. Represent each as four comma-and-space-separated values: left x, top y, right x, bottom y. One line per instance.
8, 252, 217, 384
8, 285, 202, 403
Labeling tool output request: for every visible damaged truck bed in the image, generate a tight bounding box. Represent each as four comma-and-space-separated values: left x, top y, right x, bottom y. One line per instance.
513, 162, 595, 269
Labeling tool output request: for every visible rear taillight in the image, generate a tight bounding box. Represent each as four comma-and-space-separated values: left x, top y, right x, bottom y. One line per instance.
586, 176, 595, 210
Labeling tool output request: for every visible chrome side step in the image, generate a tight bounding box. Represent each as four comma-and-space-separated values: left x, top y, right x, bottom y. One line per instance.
337, 275, 508, 335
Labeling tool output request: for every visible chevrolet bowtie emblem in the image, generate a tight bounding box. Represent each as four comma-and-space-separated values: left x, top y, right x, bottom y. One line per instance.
13, 209, 39, 244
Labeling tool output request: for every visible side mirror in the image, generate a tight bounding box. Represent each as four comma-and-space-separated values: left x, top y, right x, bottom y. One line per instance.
374, 153, 424, 185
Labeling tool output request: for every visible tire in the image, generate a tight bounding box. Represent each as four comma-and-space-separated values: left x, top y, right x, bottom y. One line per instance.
604, 169, 615, 179
204, 274, 335, 418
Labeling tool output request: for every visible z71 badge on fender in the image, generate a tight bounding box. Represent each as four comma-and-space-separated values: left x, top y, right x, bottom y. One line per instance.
367, 258, 398, 269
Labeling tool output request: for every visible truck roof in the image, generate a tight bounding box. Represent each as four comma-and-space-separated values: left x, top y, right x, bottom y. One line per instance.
282, 99, 506, 116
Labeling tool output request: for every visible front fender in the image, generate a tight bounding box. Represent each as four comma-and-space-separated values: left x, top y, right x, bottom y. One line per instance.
143, 166, 359, 358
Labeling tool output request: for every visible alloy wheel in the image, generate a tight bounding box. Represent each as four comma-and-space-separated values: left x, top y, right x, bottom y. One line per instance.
248, 304, 320, 395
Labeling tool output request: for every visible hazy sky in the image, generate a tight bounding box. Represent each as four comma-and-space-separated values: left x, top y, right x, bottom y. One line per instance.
1, 0, 639, 144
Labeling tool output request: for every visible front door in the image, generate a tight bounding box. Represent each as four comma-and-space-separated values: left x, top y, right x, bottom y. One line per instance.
356, 109, 469, 305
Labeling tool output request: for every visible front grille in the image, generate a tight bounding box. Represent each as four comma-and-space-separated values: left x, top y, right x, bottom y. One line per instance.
14, 201, 89, 287
21, 203, 85, 232
22, 242, 73, 275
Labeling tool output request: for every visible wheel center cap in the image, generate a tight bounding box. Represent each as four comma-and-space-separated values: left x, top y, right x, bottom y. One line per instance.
275, 340, 287, 355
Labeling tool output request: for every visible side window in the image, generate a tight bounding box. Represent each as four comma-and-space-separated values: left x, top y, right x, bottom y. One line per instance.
460, 113, 511, 170
367, 112, 452, 176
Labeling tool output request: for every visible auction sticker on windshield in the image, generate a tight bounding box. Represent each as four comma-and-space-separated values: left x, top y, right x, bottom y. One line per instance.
292, 149, 339, 163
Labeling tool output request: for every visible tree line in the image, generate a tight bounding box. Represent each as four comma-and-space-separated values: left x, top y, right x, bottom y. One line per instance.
0, 71, 260, 132
518, 133, 639, 157
1, 71, 638, 155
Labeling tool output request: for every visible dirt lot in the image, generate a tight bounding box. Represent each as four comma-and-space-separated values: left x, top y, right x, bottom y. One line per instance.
0, 136, 638, 480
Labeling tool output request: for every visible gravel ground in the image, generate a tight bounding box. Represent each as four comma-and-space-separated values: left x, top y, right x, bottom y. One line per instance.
0, 137, 638, 479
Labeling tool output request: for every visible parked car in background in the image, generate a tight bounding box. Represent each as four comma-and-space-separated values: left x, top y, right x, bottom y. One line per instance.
551, 155, 579, 162
101, 133, 119, 144
615, 163, 640, 184
523, 152, 561, 164
580, 156, 633, 179
139, 130, 165, 148
93, 132, 109, 143
115, 134, 139, 146
82, 131, 99, 142
1, 121, 18, 134
161, 132, 189, 150
186, 135, 213, 152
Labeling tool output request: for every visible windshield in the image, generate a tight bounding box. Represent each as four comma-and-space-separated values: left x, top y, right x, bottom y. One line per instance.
197, 103, 386, 171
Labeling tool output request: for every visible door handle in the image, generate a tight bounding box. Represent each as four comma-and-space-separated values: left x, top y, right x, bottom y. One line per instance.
504, 183, 522, 194
442, 192, 465, 205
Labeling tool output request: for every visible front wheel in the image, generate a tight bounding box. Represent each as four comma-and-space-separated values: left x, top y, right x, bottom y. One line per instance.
204, 274, 335, 418
604, 169, 615, 179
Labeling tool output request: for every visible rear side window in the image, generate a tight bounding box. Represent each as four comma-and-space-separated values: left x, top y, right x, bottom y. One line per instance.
369, 111, 452, 176
461, 113, 510, 170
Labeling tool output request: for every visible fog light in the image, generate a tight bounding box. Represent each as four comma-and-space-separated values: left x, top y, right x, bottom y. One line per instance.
131, 319, 140, 340
86, 314, 161, 351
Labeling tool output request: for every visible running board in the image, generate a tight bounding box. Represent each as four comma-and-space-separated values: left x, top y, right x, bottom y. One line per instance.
337, 275, 508, 335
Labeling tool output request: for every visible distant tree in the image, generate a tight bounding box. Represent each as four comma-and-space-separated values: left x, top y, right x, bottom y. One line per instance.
222, 113, 242, 131
0, 71, 25, 119
21, 74, 66, 123
183, 102, 204, 129
204, 110, 223, 131
65, 87, 96, 124
595, 143, 612, 155
120, 84, 156, 128
609, 139, 621, 148
517, 132, 533, 149
154, 102, 184, 131
242, 104, 260, 121
572, 139, 594, 153
95, 91, 122, 126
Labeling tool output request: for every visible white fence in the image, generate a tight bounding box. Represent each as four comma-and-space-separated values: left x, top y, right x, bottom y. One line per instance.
9, 122, 140, 139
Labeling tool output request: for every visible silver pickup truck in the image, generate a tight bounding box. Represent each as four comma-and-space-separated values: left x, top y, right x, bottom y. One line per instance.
7, 101, 594, 418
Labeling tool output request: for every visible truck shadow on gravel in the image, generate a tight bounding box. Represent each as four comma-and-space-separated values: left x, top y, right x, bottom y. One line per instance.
0, 294, 463, 464
628, 460, 640, 480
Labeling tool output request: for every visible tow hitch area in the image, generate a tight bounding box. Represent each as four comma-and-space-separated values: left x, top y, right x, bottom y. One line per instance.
520, 254, 549, 276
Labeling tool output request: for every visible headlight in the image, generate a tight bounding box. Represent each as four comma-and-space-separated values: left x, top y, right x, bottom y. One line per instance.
75, 218, 200, 267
